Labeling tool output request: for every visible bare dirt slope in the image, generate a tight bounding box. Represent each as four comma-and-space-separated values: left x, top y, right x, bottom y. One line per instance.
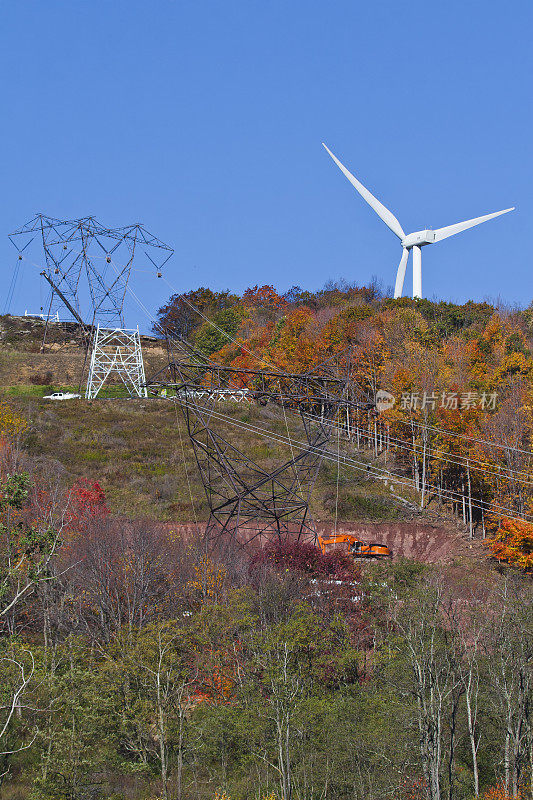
0, 315, 167, 386
314, 521, 482, 563
153, 520, 485, 566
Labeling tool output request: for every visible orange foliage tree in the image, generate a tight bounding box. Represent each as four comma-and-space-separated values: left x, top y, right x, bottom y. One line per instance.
488, 517, 533, 571
482, 782, 523, 800
187, 553, 227, 603
242, 285, 287, 312
399, 775, 428, 800
267, 306, 318, 372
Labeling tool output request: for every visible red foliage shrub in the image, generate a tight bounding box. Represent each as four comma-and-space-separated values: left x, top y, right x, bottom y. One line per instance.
399, 776, 428, 800
251, 539, 356, 581
69, 478, 109, 529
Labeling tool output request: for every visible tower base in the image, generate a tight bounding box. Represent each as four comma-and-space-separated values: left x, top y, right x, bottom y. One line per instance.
85, 325, 147, 400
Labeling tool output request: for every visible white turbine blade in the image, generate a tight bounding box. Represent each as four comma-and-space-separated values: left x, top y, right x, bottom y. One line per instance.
433, 207, 515, 243
322, 143, 404, 240
394, 248, 409, 299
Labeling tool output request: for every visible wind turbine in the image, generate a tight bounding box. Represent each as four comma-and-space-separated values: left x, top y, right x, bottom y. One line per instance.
322, 143, 514, 299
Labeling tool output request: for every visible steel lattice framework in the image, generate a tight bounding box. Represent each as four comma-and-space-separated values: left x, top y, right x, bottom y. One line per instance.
9, 215, 173, 396
9, 214, 174, 335
86, 325, 147, 400
147, 338, 370, 552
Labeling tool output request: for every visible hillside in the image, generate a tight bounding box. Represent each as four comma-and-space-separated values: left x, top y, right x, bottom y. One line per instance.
1, 303, 530, 800
0, 314, 168, 389
1, 313, 485, 569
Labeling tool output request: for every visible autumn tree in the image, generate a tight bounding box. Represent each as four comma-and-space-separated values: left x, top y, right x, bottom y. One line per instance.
154, 287, 239, 339
242, 285, 286, 313
267, 306, 317, 373
488, 518, 533, 571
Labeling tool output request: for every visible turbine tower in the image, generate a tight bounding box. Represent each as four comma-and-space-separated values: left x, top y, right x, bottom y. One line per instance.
322, 144, 514, 299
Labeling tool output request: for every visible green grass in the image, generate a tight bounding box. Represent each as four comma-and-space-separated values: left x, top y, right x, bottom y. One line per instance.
341, 493, 399, 520
5, 391, 404, 524
4, 384, 58, 397
80, 449, 108, 462
134, 463, 169, 476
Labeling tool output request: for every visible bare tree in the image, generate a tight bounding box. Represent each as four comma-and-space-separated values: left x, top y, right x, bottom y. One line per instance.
118, 622, 196, 800
387, 579, 460, 800
0, 459, 70, 756
484, 580, 533, 798
58, 518, 190, 644
444, 591, 487, 798
0, 649, 36, 760
245, 637, 301, 800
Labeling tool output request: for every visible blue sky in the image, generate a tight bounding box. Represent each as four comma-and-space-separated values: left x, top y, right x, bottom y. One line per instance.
1, 0, 531, 329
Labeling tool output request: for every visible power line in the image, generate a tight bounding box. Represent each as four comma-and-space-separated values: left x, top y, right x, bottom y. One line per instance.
113, 263, 533, 525
168, 398, 533, 525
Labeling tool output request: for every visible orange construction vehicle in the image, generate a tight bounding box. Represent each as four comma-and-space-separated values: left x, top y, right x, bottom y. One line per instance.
317, 533, 392, 559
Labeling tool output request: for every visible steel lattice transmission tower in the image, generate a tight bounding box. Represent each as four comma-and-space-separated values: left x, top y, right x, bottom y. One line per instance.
147, 334, 365, 553
9, 215, 173, 398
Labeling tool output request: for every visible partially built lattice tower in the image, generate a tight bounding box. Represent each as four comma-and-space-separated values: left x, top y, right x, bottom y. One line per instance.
146, 334, 367, 552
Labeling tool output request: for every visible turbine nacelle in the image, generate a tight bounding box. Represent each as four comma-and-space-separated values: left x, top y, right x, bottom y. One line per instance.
322, 142, 515, 299
402, 229, 436, 248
